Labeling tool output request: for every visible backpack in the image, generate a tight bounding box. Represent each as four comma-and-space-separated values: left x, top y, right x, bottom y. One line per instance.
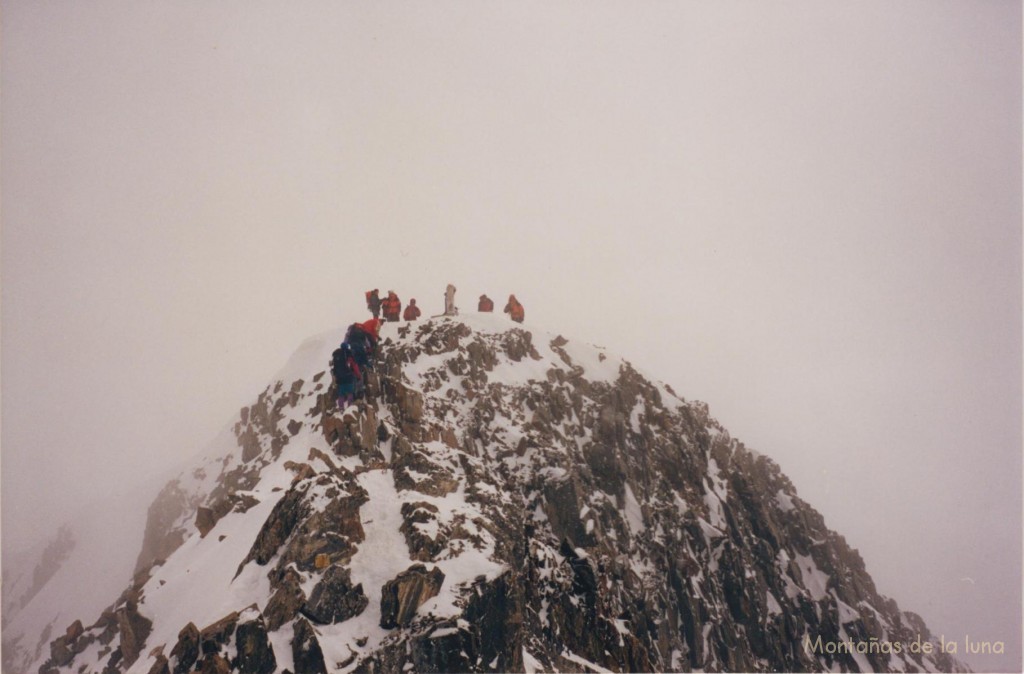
332, 346, 354, 378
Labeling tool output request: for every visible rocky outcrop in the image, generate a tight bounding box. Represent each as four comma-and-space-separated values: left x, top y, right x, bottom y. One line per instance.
236, 472, 367, 578
134, 482, 191, 577
29, 318, 969, 674
399, 501, 446, 561
195, 492, 260, 538
262, 569, 306, 632
380, 564, 445, 629
302, 565, 368, 625
168, 622, 199, 674
198, 611, 238, 657
146, 653, 171, 674
234, 611, 276, 674
290, 618, 327, 674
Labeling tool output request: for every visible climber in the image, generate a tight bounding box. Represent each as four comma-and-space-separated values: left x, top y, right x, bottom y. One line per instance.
478, 294, 494, 312
345, 318, 382, 372
504, 294, 525, 323
444, 284, 457, 316
365, 289, 381, 319
403, 298, 421, 321
331, 343, 361, 410
381, 291, 402, 322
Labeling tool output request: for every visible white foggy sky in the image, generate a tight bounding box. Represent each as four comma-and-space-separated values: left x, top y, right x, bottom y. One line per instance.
2, 1, 1020, 670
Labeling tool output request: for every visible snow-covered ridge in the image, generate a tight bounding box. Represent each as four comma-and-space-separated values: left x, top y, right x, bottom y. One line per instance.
12, 315, 966, 674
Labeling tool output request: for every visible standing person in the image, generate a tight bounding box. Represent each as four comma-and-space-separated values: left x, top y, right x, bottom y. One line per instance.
444, 284, 457, 316
403, 298, 421, 321
331, 343, 361, 410
365, 289, 381, 319
478, 294, 494, 312
504, 294, 525, 323
382, 291, 402, 322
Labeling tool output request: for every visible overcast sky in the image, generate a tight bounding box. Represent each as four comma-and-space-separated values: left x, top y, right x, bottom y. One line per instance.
2, 1, 1020, 670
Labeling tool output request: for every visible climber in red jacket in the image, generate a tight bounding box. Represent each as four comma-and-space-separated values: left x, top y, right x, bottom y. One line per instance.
381, 291, 402, 322
478, 294, 494, 312
403, 299, 421, 321
504, 294, 525, 323
345, 318, 382, 373
355, 317, 382, 341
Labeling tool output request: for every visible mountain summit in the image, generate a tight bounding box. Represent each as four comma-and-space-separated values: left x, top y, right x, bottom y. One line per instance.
6, 315, 966, 673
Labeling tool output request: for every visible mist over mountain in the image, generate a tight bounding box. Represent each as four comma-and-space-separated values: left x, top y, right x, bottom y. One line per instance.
3, 316, 971, 673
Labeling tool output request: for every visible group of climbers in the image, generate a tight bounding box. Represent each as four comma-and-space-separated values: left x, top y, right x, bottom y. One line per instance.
475, 293, 522, 322
365, 288, 415, 323
331, 317, 382, 410
366, 287, 525, 324
336, 286, 525, 408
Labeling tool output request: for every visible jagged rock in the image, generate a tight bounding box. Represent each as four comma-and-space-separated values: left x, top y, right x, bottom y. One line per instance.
169, 622, 200, 674
543, 476, 599, 548
195, 506, 217, 538
502, 328, 541, 362
380, 564, 445, 629
146, 654, 171, 674
44, 617, 90, 670
560, 538, 595, 585
272, 478, 367, 574
196, 654, 231, 674
101, 648, 123, 674
134, 481, 190, 576
234, 611, 276, 674
194, 487, 260, 536
263, 568, 307, 632
239, 467, 367, 583
392, 382, 424, 423
400, 501, 446, 561
465, 339, 498, 374
115, 601, 153, 667
25, 317, 972, 674
239, 429, 261, 463
93, 611, 120, 645
284, 461, 317, 484
198, 611, 239, 656
391, 438, 458, 497
291, 618, 327, 674
48, 634, 76, 667
302, 565, 368, 625
236, 485, 309, 572
65, 619, 84, 642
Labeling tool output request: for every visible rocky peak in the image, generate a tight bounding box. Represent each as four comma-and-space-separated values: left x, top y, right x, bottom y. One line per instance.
19, 315, 967, 673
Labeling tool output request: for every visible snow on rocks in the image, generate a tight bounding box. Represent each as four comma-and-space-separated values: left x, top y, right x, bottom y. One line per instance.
24, 314, 968, 674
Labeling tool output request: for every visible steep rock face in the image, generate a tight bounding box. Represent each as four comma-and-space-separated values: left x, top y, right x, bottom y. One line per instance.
29, 316, 966, 673
379, 564, 446, 629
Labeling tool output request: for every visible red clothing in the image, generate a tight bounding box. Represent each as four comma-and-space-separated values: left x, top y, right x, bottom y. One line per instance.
403, 303, 421, 321
356, 318, 383, 341
504, 296, 525, 323
381, 293, 401, 321
478, 296, 494, 312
